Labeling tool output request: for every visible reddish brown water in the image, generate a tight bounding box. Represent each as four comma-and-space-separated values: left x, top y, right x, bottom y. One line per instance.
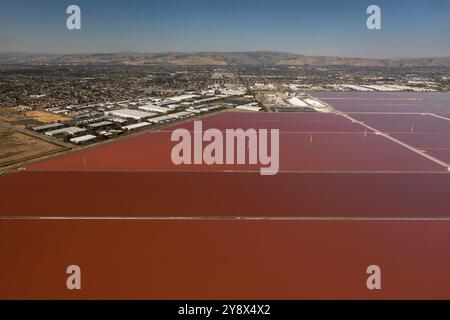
2, 220, 450, 299
349, 114, 450, 133
426, 149, 450, 164
1, 171, 449, 217
2, 102, 450, 300
391, 133, 450, 149
310, 92, 450, 165
26, 112, 444, 172
313, 92, 450, 114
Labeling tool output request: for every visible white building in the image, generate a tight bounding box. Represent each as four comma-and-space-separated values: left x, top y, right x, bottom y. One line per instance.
45, 126, 86, 137
188, 105, 222, 113
303, 98, 332, 113
70, 134, 97, 144
168, 111, 195, 119
87, 121, 113, 129
121, 122, 152, 131
138, 104, 170, 113
221, 87, 246, 96
167, 94, 200, 102
110, 117, 128, 124
288, 97, 309, 107
106, 109, 156, 120
236, 104, 262, 112
147, 115, 176, 124
33, 122, 65, 132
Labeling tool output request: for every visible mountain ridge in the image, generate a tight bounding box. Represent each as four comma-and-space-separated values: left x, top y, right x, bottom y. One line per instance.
1, 51, 450, 67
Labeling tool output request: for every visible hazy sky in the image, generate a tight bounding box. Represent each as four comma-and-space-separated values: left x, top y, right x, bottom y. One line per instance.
1, 0, 449, 58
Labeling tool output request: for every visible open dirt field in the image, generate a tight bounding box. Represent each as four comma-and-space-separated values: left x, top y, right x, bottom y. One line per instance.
0, 126, 61, 167
24, 110, 71, 123
0, 107, 70, 126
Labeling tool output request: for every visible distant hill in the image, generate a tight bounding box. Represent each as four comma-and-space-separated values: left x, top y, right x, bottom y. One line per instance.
1, 51, 449, 67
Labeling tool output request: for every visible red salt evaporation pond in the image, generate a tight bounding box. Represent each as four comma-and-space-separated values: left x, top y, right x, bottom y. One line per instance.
25, 132, 444, 172
1, 171, 449, 217
170, 119, 365, 132
349, 113, 450, 134
391, 133, 450, 149
3, 220, 450, 299
202, 111, 352, 122
277, 133, 445, 172
312, 92, 450, 114
26, 111, 444, 172
314, 92, 450, 101
426, 149, 450, 164
170, 111, 366, 132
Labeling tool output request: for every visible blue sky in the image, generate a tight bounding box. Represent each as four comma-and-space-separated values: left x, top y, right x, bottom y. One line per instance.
0, 0, 449, 58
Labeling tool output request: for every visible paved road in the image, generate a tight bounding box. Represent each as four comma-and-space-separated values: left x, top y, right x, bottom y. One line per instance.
0, 120, 74, 175
0, 120, 72, 148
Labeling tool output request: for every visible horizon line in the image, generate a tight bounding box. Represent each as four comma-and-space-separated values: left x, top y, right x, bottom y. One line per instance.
1, 50, 450, 60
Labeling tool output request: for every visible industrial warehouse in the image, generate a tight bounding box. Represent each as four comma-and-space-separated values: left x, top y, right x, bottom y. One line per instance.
26, 92, 266, 145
